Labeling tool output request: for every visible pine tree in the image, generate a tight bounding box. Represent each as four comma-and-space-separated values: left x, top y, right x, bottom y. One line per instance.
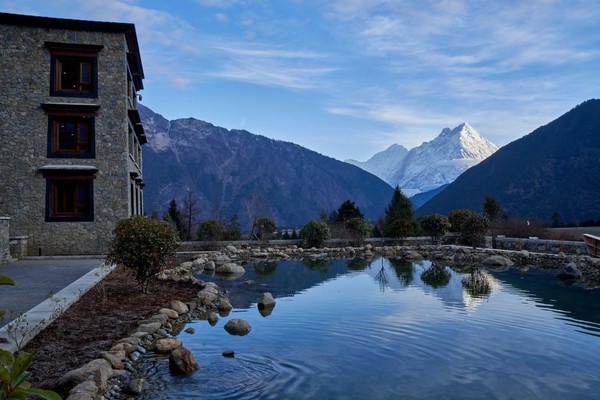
384, 186, 413, 236
163, 199, 185, 240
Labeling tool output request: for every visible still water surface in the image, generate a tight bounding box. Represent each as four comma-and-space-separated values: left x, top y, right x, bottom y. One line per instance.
138, 258, 600, 399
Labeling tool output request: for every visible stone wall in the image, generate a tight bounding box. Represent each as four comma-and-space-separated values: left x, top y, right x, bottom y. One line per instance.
494, 237, 586, 255
0, 23, 138, 255
0, 217, 9, 264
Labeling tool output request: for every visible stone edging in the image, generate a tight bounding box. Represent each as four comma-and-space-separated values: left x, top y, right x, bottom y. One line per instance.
0, 261, 115, 353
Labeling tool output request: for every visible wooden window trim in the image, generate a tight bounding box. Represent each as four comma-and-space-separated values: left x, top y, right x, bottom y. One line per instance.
47, 42, 102, 98
44, 172, 95, 222
43, 104, 99, 159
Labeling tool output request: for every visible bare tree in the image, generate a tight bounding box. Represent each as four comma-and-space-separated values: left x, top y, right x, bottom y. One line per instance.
181, 189, 201, 240
243, 190, 272, 240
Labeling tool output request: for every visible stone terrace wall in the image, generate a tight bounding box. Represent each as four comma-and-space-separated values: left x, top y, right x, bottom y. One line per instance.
0, 217, 9, 265
495, 237, 586, 256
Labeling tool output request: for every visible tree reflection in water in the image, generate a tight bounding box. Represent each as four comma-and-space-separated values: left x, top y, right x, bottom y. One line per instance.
254, 261, 278, 276
302, 258, 330, 272
388, 258, 414, 287
347, 258, 369, 271
420, 264, 451, 288
462, 269, 492, 298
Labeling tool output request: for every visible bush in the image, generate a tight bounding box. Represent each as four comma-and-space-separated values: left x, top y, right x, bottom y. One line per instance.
252, 217, 277, 240
448, 209, 489, 247
107, 216, 178, 293
448, 209, 474, 233
385, 218, 414, 239
346, 217, 371, 243
300, 220, 331, 248
197, 219, 226, 241
420, 214, 450, 243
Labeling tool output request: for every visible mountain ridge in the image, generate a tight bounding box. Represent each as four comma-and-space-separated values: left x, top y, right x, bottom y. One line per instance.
139, 105, 394, 230
417, 99, 600, 224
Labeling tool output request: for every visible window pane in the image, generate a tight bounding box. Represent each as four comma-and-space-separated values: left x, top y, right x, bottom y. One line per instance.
59, 59, 79, 90
50, 180, 92, 218
78, 123, 89, 151
80, 62, 91, 85
58, 121, 77, 150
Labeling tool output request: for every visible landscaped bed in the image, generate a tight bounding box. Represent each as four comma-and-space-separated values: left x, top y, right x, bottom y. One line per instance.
24, 261, 197, 398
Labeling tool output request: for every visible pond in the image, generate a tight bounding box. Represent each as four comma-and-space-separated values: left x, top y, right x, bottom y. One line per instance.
136, 258, 600, 399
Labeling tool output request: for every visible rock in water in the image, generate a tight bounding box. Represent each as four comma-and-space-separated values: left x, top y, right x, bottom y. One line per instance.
224, 318, 252, 336
258, 292, 276, 309
557, 262, 582, 280
169, 347, 199, 375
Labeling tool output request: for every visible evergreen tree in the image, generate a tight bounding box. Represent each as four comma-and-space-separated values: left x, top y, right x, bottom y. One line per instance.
483, 196, 506, 221
163, 199, 185, 240
384, 186, 413, 237
225, 214, 242, 240
334, 200, 364, 225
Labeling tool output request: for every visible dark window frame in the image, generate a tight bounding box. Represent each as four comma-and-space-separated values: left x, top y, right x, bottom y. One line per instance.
46, 42, 103, 98
42, 103, 99, 159
43, 172, 95, 222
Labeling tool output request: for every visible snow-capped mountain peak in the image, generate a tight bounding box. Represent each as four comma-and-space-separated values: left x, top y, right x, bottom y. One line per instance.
348, 123, 499, 197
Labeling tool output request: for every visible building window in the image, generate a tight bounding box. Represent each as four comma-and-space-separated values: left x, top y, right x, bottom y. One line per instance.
43, 103, 99, 158
41, 167, 97, 222
46, 42, 103, 98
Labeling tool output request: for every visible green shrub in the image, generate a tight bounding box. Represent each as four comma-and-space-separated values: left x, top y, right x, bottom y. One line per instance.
107, 216, 178, 293
346, 217, 371, 243
300, 220, 331, 248
197, 219, 226, 241
0, 349, 60, 400
254, 217, 277, 240
420, 214, 451, 243
448, 209, 489, 247
385, 218, 414, 239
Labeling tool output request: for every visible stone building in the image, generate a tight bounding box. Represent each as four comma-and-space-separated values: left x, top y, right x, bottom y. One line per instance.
0, 12, 146, 256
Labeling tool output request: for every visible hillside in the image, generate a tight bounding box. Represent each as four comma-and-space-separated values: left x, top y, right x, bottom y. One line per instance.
417, 99, 600, 224
139, 105, 394, 230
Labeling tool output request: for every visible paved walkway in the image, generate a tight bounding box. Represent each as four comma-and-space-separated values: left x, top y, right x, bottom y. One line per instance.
0, 257, 112, 351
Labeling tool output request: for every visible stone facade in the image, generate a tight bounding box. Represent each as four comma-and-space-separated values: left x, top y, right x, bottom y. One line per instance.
0, 217, 9, 264
0, 13, 146, 255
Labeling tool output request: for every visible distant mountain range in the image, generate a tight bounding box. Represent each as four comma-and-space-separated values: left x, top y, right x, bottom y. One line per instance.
346, 123, 498, 197
417, 99, 600, 224
139, 105, 394, 230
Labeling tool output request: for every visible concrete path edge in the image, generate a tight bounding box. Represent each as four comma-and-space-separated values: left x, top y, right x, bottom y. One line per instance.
0, 261, 116, 353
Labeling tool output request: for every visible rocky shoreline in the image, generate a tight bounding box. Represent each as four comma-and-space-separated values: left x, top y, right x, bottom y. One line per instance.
59, 243, 600, 399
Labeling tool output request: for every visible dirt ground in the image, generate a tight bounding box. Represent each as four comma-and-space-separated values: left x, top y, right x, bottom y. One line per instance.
24, 262, 197, 397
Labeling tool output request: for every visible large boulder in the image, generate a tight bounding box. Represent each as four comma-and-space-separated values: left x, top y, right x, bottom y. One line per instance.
482, 255, 514, 267
215, 262, 245, 275
224, 318, 252, 336
170, 300, 189, 314
557, 262, 582, 280
155, 338, 182, 354
169, 347, 199, 375
59, 359, 113, 393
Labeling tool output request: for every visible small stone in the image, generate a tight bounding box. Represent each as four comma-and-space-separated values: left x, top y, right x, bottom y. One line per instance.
184, 327, 196, 334
258, 292, 276, 309
222, 350, 235, 358
224, 318, 252, 336
207, 312, 218, 326
125, 378, 146, 395
218, 298, 233, 312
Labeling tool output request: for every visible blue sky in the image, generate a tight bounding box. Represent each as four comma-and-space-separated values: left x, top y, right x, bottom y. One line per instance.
4, 0, 599, 161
